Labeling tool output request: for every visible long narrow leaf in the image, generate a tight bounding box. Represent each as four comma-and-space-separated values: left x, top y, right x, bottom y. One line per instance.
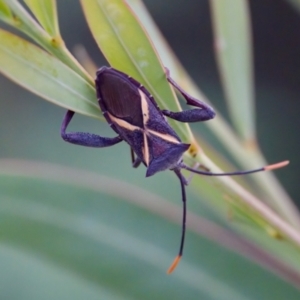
24, 0, 59, 37
80, 0, 190, 140
0, 29, 99, 117
0, 0, 11, 19
210, 0, 255, 142
0, 160, 300, 299
2, 0, 92, 84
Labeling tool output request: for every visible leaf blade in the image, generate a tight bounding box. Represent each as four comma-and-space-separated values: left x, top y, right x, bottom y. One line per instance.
0, 160, 299, 299
80, 0, 190, 139
210, 0, 255, 141
0, 0, 12, 19
24, 0, 60, 36
0, 29, 99, 117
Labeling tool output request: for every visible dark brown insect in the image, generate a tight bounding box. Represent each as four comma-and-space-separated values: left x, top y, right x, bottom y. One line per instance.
61, 66, 288, 273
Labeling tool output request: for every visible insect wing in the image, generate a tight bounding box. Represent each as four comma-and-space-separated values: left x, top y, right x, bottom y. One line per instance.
96, 67, 143, 127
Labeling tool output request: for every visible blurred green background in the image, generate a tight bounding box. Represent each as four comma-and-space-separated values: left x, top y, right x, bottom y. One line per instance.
0, 1, 300, 299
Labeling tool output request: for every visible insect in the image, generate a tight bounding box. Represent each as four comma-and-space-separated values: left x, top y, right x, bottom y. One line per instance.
61, 66, 288, 273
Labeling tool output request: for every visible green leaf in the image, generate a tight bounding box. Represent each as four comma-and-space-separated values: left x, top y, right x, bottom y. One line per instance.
0, 29, 99, 117
0, 160, 299, 299
209, 0, 300, 230
125, 1, 297, 225
210, 0, 255, 142
24, 0, 59, 36
2, 0, 50, 47
1, 0, 92, 84
0, 0, 11, 19
80, 0, 190, 140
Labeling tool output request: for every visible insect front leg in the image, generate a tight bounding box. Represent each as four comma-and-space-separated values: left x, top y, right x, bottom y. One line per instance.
162, 68, 216, 123
61, 110, 123, 147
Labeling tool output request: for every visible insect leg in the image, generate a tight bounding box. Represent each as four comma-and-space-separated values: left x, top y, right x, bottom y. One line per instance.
61, 110, 122, 147
131, 148, 142, 168
162, 68, 215, 123
186, 162, 210, 184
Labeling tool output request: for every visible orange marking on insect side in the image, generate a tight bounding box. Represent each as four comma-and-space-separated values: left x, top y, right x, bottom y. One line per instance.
107, 112, 140, 131
188, 143, 198, 158
148, 129, 180, 144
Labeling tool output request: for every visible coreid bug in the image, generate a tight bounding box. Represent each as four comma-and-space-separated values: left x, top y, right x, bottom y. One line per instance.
61, 66, 288, 273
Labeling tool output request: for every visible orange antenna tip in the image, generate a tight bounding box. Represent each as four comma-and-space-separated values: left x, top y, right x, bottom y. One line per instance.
265, 160, 290, 171
167, 255, 181, 274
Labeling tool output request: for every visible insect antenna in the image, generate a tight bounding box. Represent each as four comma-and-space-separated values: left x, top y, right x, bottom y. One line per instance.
180, 160, 289, 177
167, 160, 289, 274
167, 169, 187, 274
